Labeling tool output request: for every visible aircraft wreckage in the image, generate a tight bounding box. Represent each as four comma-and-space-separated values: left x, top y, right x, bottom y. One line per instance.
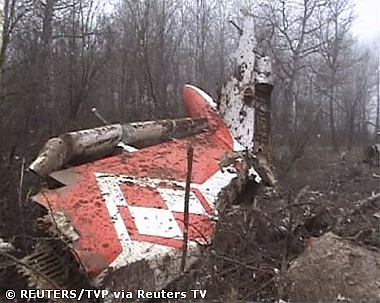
20, 15, 274, 302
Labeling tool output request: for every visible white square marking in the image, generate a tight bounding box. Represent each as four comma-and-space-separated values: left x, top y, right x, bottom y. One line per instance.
128, 206, 183, 239
158, 188, 206, 215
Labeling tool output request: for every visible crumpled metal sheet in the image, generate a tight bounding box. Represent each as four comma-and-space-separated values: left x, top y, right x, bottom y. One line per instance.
28, 85, 259, 298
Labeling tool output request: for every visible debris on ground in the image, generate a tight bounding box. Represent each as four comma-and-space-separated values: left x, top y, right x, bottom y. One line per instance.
166, 147, 380, 302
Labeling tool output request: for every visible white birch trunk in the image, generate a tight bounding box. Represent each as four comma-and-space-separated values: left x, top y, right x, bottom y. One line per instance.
218, 15, 257, 151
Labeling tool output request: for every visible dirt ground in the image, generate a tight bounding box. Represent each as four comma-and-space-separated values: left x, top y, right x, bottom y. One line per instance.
1, 145, 379, 302
167, 145, 380, 301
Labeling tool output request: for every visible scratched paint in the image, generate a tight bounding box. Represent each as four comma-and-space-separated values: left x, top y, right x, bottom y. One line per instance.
31, 84, 260, 293
95, 166, 237, 242
94, 163, 240, 282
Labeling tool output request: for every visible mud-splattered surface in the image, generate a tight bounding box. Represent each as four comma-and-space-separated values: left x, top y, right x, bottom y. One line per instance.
1, 146, 379, 302
165, 146, 380, 302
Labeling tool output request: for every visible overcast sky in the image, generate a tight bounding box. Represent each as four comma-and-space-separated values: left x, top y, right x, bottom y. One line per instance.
99, 0, 379, 43
352, 0, 380, 42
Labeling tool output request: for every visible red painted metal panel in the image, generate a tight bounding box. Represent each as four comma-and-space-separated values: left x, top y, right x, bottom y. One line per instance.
33, 85, 235, 278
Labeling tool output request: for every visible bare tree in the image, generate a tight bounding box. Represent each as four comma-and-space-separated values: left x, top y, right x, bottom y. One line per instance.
316, 0, 355, 152
260, 0, 326, 147
0, 0, 376, 161
375, 41, 380, 140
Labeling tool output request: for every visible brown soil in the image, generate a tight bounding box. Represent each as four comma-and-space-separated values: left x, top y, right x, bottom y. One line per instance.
167, 146, 380, 302
1, 145, 379, 302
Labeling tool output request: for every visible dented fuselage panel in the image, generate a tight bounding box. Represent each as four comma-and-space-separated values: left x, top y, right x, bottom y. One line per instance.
25, 14, 275, 298
29, 84, 258, 297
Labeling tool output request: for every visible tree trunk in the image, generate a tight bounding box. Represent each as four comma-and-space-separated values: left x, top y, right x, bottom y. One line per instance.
29, 117, 208, 177
329, 90, 340, 153
41, 0, 56, 135
376, 63, 380, 142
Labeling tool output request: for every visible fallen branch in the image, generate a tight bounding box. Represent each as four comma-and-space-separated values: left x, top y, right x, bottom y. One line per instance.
213, 253, 258, 271
244, 277, 276, 300
349, 193, 380, 215
29, 117, 207, 178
